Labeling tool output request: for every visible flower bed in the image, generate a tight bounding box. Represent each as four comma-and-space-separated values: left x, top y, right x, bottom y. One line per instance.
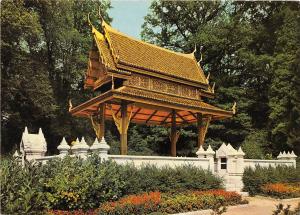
2, 156, 223, 214
261, 182, 300, 199
243, 166, 300, 196
48, 190, 247, 215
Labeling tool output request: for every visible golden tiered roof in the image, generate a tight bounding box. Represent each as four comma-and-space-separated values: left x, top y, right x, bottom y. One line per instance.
70, 20, 234, 126
87, 21, 210, 90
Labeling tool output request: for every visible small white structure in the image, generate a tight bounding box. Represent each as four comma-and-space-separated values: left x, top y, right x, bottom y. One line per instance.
57, 137, 70, 156
20, 127, 47, 161
215, 143, 246, 192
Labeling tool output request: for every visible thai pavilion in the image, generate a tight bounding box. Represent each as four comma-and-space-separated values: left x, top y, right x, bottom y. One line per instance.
69, 18, 234, 156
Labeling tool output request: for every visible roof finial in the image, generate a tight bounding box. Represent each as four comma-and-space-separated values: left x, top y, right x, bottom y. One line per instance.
87, 13, 92, 27
197, 46, 204, 65
192, 44, 197, 54
211, 82, 215, 93
232, 102, 237, 114
206, 72, 210, 84
69, 99, 73, 112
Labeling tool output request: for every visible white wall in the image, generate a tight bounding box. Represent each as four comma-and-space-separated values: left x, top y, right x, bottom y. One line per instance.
244, 159, 295, 169
108, 155, 211, 169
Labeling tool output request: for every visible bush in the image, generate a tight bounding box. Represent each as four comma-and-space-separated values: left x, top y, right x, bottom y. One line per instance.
1, 156, 223, 214
120, 164, 222, 195
0, 157, 46, 214
41, 156, 125, 210
243, 165, 300, 196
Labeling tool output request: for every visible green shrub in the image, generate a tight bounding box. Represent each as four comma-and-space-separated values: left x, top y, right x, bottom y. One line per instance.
243, 165, 300, 196
1, 155, 223, 214
0, 158, 46, 214
120, 164, 222, 194
41, 156, 125, 210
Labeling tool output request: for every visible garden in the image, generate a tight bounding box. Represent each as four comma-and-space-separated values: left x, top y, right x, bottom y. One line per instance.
243, 165, 300, 199
1, 155, 246, 214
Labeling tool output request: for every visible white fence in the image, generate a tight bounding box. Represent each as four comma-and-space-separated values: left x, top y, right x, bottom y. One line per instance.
16, 127, 297, 193
108, 154, 211, 169
244, 159, 295, 169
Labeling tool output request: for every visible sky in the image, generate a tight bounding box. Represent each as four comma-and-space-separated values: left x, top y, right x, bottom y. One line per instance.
108, 1, 152, 39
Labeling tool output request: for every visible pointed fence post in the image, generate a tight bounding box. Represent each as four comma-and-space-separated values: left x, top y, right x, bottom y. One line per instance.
57, 137, 70, 157
98, 137, 110, 161
206, 145, 215, 172
277, 151, 297, 167
71, 137, 89, 159
196, 145, 206, 158
90, 137, 101, 152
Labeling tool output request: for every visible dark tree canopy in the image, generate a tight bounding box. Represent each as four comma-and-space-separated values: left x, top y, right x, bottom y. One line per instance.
1, 1, 299, 157
141, 1, 300, 156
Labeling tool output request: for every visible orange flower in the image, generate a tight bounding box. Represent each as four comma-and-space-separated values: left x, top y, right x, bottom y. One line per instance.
99, 191, 161, 213
192, 189, 241, 200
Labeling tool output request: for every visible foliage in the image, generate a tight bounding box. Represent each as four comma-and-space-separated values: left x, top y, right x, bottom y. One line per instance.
243, 166, 300, 196
273, 203, 300, 215
41, 156, 125, 210
1, 0, 112, 154
120, 163, 222, 195
0, 157, 46, 214
242, 130, 270, 159
98, 192, 161, 215
261, 183, 300, 199
1, 156, 222, 214
141, 1, 300, 156
160, 189, 245, 214
48, 189, 244, 215
2, 0, 300, 159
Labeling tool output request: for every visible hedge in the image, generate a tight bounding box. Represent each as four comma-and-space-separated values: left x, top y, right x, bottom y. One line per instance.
243, 165, 300, 196
1, 155, 222, 214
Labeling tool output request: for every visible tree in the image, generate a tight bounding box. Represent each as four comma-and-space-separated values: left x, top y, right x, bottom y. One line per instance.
268, 3, 300, 154
141, 1, 300, 155
1, 0, 112, 153
1, 0, 57, 153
